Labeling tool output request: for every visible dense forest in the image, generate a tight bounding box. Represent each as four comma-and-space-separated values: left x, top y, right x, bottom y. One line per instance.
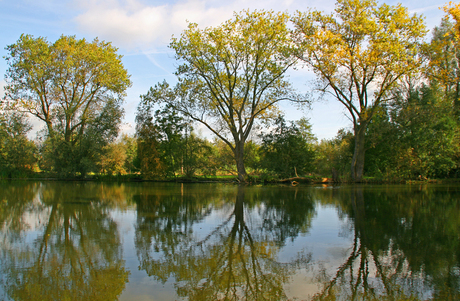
1, 0, 460, 183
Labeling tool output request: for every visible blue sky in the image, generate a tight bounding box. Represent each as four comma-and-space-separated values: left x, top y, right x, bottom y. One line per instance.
0, 0, 449, 140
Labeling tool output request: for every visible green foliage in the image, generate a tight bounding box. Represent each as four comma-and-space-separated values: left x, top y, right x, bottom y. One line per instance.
313, 129, 353, 179
135, 99, 163, 179
38, 98, 124, 177
259, 116, 316, 178
154, 104, 186, 177
201, 139, 237, 176
120, 134, 139, 174
135, 98, 215, 179
98, 141, 128, 175
181, 132, 215, 177
0, 112, 37, 177
242, 140, 261, 174
360, 105, 395, 178
365, 84, 460, 179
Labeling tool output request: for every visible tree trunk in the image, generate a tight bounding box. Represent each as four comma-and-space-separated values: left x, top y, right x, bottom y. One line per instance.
351, 124, 366, 182
46, 120, 54, 139
234, 140, 247, 182
65, 118, 72, 143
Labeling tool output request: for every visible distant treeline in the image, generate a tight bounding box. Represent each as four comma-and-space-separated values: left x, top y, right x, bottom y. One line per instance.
2, 1, 460, 182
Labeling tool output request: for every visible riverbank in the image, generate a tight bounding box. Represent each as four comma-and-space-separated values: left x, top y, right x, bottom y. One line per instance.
0, 172, 454, 185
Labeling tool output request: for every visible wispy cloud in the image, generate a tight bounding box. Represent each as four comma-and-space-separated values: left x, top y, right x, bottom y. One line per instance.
73, 0, 235, 50
143, 51, 174, 74
411, 4, 443, 14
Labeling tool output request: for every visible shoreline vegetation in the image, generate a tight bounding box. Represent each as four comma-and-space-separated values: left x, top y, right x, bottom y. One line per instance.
0, 171, 451, 185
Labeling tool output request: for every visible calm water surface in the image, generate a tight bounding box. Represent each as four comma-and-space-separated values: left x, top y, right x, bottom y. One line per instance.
0, 182, 459, 300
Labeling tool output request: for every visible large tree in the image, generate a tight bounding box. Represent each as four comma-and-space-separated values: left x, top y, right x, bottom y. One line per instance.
143, 10, 300, 182
3, 34, 131, 144
291, 0, 426, 181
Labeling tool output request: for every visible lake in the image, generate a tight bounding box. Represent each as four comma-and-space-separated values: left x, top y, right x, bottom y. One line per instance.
0, 181, 459, 300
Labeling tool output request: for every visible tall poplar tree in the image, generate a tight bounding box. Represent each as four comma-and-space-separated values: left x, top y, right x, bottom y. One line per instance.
144, 10, 300, 182
292, 0, 426, 181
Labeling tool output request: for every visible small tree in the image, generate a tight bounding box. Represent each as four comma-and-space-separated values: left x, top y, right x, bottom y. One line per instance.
120, 134, 139, 174
259, 116, 316, 178
153, 104, 186, 177
181, 132, 215, 177
135, 98, 163, 179
313, 130, 354, 179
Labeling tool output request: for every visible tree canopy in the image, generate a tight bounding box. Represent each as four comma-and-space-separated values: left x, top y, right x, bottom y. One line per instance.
444, 2, 460, 38
3, 34, 131, 143
425, 5, 460, 112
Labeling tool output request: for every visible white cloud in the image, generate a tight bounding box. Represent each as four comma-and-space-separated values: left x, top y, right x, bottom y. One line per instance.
170, 1, 232, 29
74, 2, 171, 47
73, 0, 338, 51
74, 0, 238, 50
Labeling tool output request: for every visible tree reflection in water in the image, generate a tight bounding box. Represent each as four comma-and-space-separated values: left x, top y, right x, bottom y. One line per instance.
0, 182, 129, 301
311, 185, 460, 301
1, 182, 459, 300
134, 185, 315, 300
